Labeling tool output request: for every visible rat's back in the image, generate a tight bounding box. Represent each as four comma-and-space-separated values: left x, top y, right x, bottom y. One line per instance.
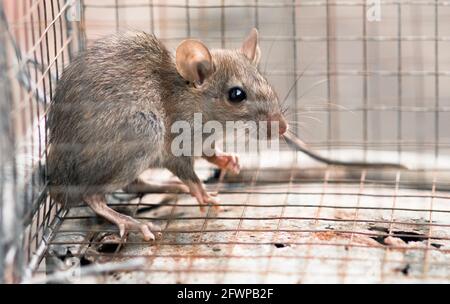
48, 32, 170, 205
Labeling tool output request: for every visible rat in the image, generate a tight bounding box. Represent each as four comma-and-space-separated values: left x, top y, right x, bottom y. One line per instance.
47, 28, 288, 241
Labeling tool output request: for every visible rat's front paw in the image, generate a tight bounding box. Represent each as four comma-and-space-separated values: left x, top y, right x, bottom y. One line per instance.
206, 152, 241, 175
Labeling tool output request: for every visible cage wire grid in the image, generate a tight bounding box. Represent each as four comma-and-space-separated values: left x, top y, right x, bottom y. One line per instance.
0, 0, 450, 283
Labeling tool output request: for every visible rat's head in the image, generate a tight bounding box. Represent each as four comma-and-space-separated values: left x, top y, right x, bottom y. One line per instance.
175, 28, 288, 139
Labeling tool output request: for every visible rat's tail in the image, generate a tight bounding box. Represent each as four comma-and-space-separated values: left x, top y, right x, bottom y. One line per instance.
283, 132, 407, 169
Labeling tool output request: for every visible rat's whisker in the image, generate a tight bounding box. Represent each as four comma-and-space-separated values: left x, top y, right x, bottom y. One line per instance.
286, 125, 312, 138
297, 103, 355, 115
282, 61, 316, 104
286, 121, 307, 128
295, 78, 329, 101
292, 116, 323, 124
297, 116, 323, 124
263, 25, 283, 75
285, 112, 323, 123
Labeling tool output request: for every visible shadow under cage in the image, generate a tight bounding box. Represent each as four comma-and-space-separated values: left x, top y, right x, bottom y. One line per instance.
0, 0, 450, 283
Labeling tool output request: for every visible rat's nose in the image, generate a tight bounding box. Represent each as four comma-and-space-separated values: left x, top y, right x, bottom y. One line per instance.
268, 113, 288, 137
278, 116, 288, 135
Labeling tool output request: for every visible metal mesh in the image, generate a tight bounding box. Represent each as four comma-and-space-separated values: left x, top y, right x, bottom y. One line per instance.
1, 0, 450, 283
0, 0, 81, 283
33, 166, 450, 283
82, 0, 450, 160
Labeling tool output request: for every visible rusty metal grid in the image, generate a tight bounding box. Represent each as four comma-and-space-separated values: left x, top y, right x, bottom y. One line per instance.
0, 0, 81, 283
29, 161, 450, 283
80, 0, 450, 159
1, 0, 450, 284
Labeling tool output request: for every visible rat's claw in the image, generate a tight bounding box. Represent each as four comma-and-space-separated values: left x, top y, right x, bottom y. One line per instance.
140, 225, 154, 241
114, 216, 161, 242
84, 195, 161, 242
203, 195, 222, 212
186, 181, 222, 212
147, 222, 162, 238
197, 192, 221, 212
119, 224, 126, 239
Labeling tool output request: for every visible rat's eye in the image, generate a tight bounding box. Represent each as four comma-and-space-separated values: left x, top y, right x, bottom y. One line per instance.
228, 87, 247, 103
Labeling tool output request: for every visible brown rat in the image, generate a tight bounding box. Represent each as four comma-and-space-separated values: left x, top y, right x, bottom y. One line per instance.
47, 28, 287, 241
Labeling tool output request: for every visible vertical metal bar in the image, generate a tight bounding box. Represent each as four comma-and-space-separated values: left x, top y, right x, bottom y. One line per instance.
0, 0, 11, 282
380, 171, 401, 282
43, 0, 60, 236
422, 174, 436, 279
57, 0, 65, 71
15, 0, 30, 215
142, 196, 181, 281
79, 0, 86, 54
262, 166, 294, 282
50, 0, 59, 80
315, 170, 329, 225
24, 0, 36, 209
397, 3, 402, 160
148, 0, 154, 34
362, 2, 368, 160
299, 169, 329, 282
65, 0, 74, 61
342, 169, 366, 283
292, 0, 299, 136
185, 0, 191, 37
220, 168, 260, 283
29, 0, 40, 272
115, 0, 119, 33
325, 0, 332, 152
43, 0, 53, 101
41, 0, 52, 252
0, 0, 23, 282
434, 0, 439, 158
254, 0, 259, 30
220, 0, 225, 48
184, 179, 225, 283
35, 0, 45, 258
30, 0, 43, 193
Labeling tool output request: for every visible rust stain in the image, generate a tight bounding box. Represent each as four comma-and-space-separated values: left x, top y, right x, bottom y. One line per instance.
314, 231, 338, 241
313, 231, 383, 247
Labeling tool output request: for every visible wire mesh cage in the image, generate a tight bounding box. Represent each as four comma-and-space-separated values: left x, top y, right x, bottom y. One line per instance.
1, 0, 450, 283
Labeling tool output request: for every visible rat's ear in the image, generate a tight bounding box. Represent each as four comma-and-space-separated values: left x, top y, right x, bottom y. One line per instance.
241, 28, 261, 66
176, 39, 213, 86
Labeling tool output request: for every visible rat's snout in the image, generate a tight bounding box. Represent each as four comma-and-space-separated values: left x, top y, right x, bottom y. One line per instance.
267, 113, 288, 138
278, 115, 288, 136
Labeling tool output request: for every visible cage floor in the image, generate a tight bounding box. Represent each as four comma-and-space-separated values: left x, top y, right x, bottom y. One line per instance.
35, 164, 450, 284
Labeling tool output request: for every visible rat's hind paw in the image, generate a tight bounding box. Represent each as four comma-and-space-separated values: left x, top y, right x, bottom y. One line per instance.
185, 181, 222, 212
198, 193, 221, 213
116, 215, 162, 241
84, 195, 162, 242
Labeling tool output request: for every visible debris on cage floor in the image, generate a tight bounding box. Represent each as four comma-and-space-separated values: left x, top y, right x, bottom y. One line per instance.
38, 162, 450, 284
